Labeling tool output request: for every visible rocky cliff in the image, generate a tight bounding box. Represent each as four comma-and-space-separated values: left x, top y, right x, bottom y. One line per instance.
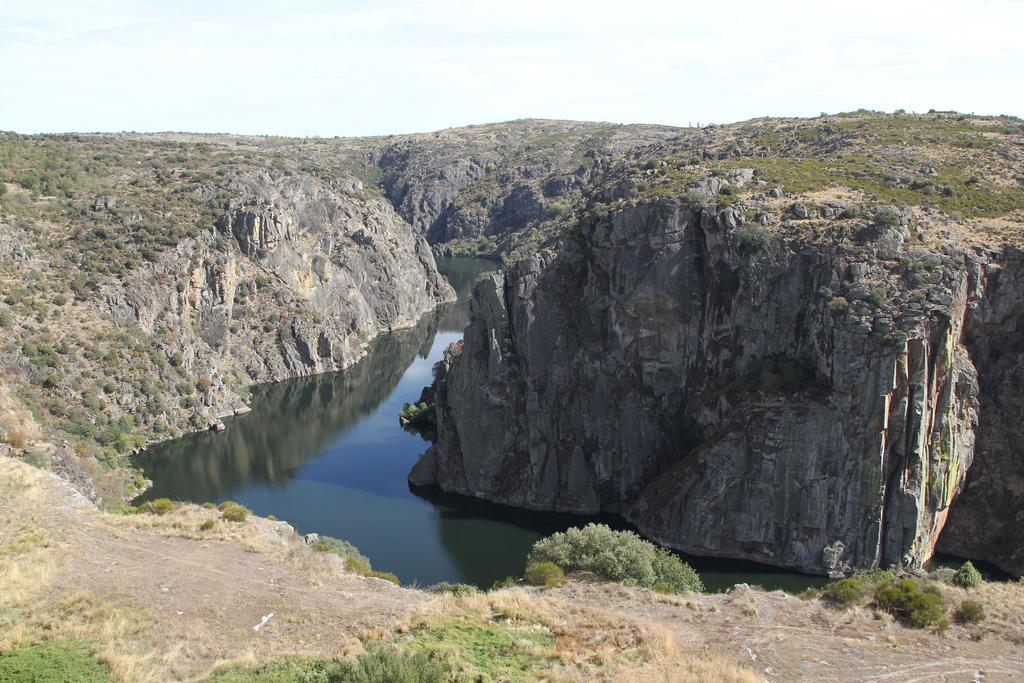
0, 132, 452, 503
413, 191, 1023, 577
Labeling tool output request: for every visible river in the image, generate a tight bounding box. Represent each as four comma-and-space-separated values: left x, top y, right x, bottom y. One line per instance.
134, 257, 830, 593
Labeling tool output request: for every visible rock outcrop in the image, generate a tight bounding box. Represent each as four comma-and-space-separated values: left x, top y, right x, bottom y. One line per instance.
104, 170, 454, 422
938, 249, 1024, 576
413, 196, 1024, 576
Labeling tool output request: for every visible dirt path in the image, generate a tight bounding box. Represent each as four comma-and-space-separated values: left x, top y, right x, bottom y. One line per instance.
563, 579, 1024, 682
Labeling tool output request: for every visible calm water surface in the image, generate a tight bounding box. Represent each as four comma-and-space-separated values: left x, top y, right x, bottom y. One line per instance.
135, 257, 829, 593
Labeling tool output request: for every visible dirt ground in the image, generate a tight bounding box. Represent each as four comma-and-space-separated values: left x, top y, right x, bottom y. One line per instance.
2, 455, 1022, 682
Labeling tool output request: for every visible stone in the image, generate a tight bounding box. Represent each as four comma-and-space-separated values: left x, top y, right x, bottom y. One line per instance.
416, 197, 986, 576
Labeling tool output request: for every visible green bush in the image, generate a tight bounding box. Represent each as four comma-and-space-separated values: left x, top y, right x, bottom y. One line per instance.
875, 579, 948, 630
0, 639, 114, 682
150, 498, 174, 515
954, 599, 985, 624
821, 577, 870, 609
867, 286, 887, 307
872, 205, 902, 229
311, 535, 372, 574
652, 582, 674, 594
953, 561, 982, 589
527, 523, 703, 593
199, 519, 216, 531
428, 582, 479, 598
736, 225, 771, 251
523, 561, 566, 587
827, 296, 849, 313
220, 503, 249, 523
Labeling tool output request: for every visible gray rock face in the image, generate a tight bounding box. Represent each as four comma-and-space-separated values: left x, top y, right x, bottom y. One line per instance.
416, 197, 999, 576
105, 170, 453, 422
938, 248, 1024, 576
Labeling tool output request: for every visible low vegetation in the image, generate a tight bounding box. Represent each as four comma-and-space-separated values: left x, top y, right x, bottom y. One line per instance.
204, 645, 449, 683
527, 523, 704, 593
217, 501, 249, 523
523, 561, 566, 587
311, 534, 397, 584
0, 639, 115, 683
817, 568, 973, 631
953, 560, 983, 588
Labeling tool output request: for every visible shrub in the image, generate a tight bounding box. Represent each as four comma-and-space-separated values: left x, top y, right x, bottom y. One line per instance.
201, 502, 215, 509
150, 498, 174, 515
527, 523, 703, 593
682, 190, 710, 212
872, 205, 902, 229
311, 535, 372, 575
827, 296, 849, 313
875, 579, 948, 630
428, 582, 479, 598
523, 561, 566, 587
867, 286, 887, 307
490, 576, 518, 590
954, 599, 985, 624
736, 226, 771, 252
266, 514, 277, 521
347, 557, 372, 575
953, 561, 982, 589
199, 519, 216, 531
821, 577, 870, 609
652, 582, 674, 594
220, 503, 249, 523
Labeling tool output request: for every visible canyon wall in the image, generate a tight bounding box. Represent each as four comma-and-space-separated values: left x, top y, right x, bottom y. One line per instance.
413, 197, 1021, 576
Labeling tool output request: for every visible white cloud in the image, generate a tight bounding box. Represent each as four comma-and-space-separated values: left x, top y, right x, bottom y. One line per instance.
1, 0, 1021, 135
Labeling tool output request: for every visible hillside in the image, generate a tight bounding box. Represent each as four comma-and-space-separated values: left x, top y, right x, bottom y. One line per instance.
409, 111, 1024, 579
3, 454, 1022, 682
1, 110, 1023, 582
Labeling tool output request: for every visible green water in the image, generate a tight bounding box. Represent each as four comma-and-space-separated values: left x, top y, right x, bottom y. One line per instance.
134, 257, 830, 593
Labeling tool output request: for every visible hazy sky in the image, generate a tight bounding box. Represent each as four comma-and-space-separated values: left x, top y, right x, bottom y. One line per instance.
2, 0, 1022, 136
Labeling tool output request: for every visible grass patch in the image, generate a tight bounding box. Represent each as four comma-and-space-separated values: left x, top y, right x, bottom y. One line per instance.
409, 617, 555, 682
0, 639, 115, 683
204, 646, 449, 683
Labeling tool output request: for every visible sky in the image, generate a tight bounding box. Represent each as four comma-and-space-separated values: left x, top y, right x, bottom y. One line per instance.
1, 0, 1023, 137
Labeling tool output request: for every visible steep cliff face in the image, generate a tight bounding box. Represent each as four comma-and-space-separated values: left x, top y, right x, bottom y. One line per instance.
101, 170, 454, 424
413, 198, 997, 575
938, 249, 1024, 576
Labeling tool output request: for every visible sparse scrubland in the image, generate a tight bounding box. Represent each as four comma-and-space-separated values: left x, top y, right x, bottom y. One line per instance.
3, 111, 1024, 680
3, 455, 1023, 681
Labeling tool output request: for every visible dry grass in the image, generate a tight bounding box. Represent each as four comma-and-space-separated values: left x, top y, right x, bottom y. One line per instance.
0, 459, 63, 609
399, 587, 758, 682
